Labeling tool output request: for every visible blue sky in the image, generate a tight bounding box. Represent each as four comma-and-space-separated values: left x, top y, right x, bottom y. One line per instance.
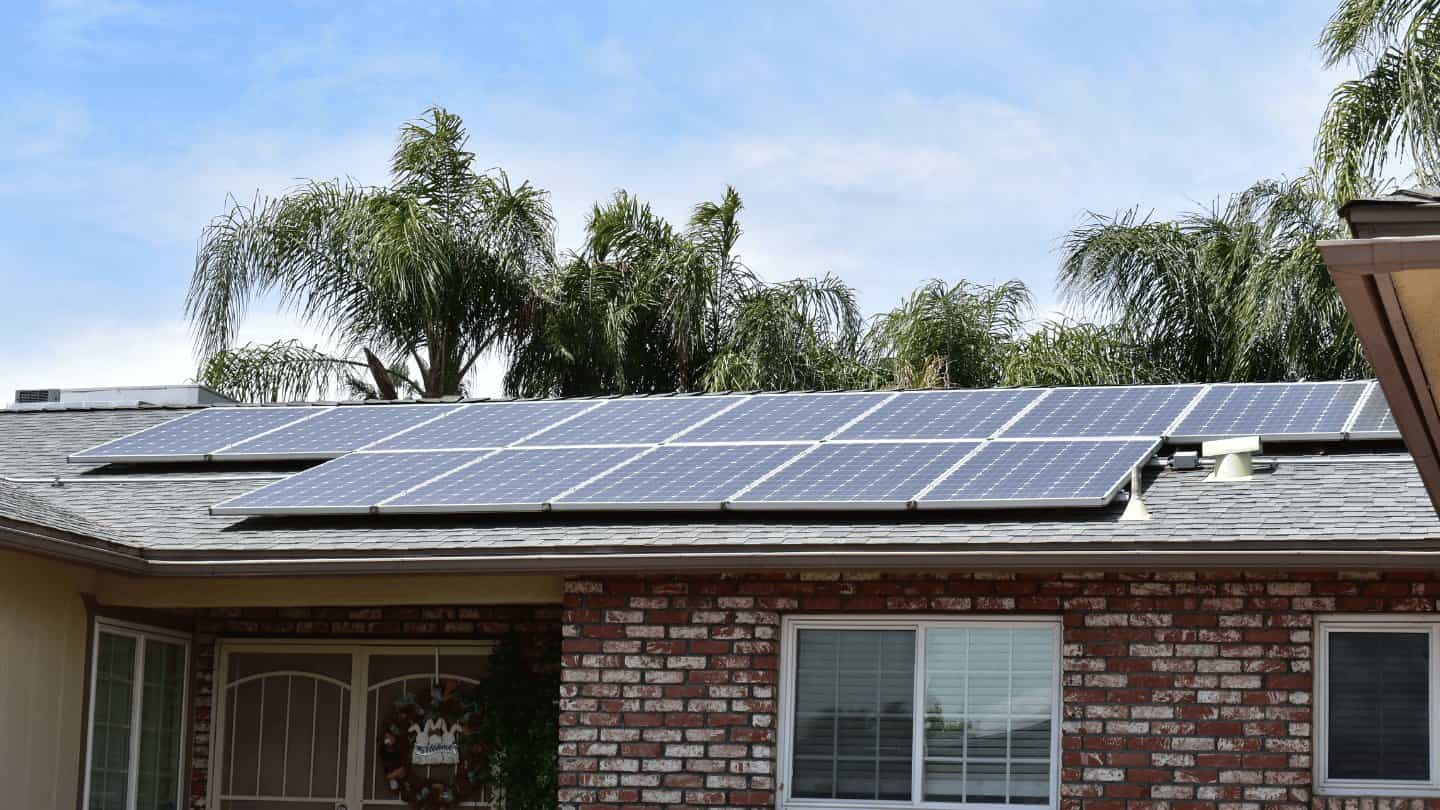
0, 1, 1341, 398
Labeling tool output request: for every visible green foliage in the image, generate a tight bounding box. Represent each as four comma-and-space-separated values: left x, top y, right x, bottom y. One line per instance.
505, 187, 869, 396
188, 107, 553, 400
1058, 177, 1367, 383
1002, 321, 1174, 387
865, 279, 1031, 389
1316, 0, 1440, 200
475, 636, 560, 810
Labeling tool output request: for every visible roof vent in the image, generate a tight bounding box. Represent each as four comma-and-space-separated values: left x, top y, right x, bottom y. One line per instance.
1202, 436, 1261, 482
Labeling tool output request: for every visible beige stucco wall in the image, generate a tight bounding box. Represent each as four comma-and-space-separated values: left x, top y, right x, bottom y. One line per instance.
0, 548, 98, 810
0, 543, 563, 810
92, 571, 564, 607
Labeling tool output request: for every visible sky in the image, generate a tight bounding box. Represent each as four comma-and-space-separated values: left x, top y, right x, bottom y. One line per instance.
0, 1, 1344, 401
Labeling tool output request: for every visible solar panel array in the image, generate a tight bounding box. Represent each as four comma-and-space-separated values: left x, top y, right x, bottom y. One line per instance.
1347, 382, 1401, 438
74, 381, 1399, 516
1169, 381, 1369, 441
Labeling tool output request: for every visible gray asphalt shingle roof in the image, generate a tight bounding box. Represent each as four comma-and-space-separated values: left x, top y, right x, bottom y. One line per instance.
1, 405, 1437, 563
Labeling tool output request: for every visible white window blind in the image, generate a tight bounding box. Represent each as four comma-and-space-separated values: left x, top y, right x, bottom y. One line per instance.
782, 618, 1059, 809
84, 621, 190, 810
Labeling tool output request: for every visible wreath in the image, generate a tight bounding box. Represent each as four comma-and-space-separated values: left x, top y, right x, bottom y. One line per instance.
378, 679, 491, 810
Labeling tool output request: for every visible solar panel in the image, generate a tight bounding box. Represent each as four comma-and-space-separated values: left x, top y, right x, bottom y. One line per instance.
731, 441, 981, 509
380, 447, 643, 513
674, 393, 890, 443
832, 389, 1041, 440
917, 439, 1157, 508
366, 401, 600, 451
553, 443, 809, 509
1000, 385, 1204, 438
519, 396, 741, 446
70, 407, 320, 463
1169, 382, 1369, 441
212, 404, 462, 459
1347, 382, 1400, 438
210, 450, 485, 515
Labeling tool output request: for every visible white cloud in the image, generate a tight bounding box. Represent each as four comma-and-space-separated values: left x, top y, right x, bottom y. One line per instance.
0, 312, 507, 406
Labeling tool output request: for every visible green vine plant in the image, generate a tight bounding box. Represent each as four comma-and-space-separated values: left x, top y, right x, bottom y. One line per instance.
473, 635, 561, 810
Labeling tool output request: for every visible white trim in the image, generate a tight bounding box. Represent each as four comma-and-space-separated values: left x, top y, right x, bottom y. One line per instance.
1314, 615, 1440, 797
777, 615, 1061, 810
82, 618, 191, 810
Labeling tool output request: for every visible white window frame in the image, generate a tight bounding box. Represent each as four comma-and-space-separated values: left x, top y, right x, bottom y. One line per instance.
206, 639, 497, 809
81, 618, 192, 810
778, 615, 1062, 810
1316, 616, 1440, 797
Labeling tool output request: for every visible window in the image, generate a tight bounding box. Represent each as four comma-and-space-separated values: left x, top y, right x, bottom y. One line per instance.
1318, 617, 1440, 796
780, 618, 1060, 809
83, 620, 190, 810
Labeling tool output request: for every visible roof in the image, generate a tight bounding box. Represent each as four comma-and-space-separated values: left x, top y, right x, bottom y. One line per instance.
1, 403, 1437, 574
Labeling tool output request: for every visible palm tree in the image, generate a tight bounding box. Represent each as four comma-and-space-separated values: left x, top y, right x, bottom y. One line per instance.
1059, 176, 1368, 382
1001, 320, 1173, 387
188, 107, 554, 401
864, 279, 1031, 388
504, 187, 869, 396
1316, 0, 1440, 200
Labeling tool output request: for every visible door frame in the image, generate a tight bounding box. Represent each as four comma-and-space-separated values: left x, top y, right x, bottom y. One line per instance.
208, 639, 496, 810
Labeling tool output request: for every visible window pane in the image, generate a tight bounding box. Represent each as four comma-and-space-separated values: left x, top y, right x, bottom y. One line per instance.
89, 632, 138, 810
791, 629, 915, 800
136, 639, 187, 810
924, 626, 1055, 805
1328, 631, 1429, 781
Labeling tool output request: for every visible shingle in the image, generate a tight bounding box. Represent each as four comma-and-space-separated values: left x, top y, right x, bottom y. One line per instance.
1, 406, 1438, 558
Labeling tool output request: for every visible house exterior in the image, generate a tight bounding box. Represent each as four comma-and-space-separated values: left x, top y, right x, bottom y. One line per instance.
4, 390, 1440, 810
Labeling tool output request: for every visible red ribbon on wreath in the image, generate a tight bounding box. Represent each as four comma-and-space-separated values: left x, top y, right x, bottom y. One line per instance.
378, 679, 491, 810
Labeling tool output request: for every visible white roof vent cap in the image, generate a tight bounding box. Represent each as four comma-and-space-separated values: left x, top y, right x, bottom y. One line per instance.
1202, 436, 1261, 482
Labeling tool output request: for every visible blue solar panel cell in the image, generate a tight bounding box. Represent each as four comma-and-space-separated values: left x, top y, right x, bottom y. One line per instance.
210, 450, 484, 515
674, 393, 890, 443
999, 385, 1203, 438
833, 390, 1042, 440
554, 444, 809, 508
732, 441, 981, 508
71, 407, 319, 462
520, 397, 742, 446
918, 439, 1157, 507
381, 447, 643, 512
1348, 383, 1400, 437
1169, 382, 1369, 440
366, 401, 599, 450
213, 404, 461, 458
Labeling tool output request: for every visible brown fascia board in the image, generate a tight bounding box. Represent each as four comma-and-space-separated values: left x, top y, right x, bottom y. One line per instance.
1337, 202, 1440, 238
1319, 235, 1440, 512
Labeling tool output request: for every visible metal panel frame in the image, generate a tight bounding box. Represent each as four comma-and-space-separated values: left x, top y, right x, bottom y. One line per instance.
209, 449, 489, 516
913, 438, 1160, 511
68, 406, 322, 463
209, 404, 460, 461
995, 383, 1205, 439
831, 388, 1042, 441
1166, 381, 1369, 443
376, 445, 650, 514
1344, 380, 1404, 440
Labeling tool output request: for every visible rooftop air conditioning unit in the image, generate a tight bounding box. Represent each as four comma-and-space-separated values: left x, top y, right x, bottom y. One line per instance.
14, 389, 61, 404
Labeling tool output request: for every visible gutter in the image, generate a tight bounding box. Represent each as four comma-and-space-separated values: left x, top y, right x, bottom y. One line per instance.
7, 538, 1440, 577
0, 519, 146, 573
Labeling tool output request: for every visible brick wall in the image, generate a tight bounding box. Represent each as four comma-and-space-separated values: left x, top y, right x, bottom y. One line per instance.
559, 570, 1440, 810
186, 603, 560, 810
